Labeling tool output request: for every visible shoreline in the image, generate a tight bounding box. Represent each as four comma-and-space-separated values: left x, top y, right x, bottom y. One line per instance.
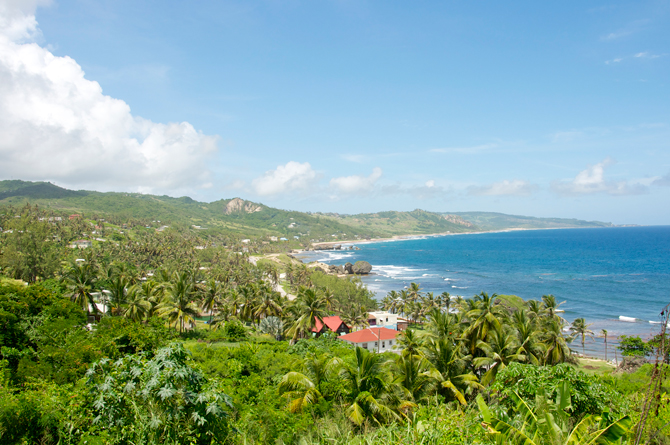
308, 226, 589, 249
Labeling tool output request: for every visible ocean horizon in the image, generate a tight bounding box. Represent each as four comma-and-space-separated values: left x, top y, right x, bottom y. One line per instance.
297, 226, 670, 360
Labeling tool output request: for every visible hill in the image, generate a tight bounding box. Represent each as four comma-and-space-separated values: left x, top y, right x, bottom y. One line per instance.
448, 211, 613, 231
0, 181, 613, 245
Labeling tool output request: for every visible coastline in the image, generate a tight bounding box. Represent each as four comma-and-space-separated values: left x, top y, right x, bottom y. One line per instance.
309, 226, 575, 249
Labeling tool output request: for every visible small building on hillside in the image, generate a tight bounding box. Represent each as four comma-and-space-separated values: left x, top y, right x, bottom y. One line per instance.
368, 311, 398, 330
70, 239, 92, 249
69, 214, 81, 220
312, 316, 350, 336
339, 327, 399, 353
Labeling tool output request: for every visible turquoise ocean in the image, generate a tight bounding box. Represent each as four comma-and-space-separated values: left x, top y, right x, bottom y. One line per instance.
296, 226, 670, 359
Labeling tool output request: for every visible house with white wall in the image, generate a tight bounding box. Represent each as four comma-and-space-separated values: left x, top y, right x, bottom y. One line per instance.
339, 327, 399, 353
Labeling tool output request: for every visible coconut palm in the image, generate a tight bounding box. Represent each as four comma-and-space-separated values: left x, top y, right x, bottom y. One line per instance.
254, 286, 283, 321
396, 328, 423, 355
601, 329, 608, 361
425, 308, 458, 340
340, 305, 369, 331
474, 325, 524, 385
107, 275, 129, 316
407, 282, 422, 303
338, 347, 404, 425
285, 287, 328, 342
422, 337, 480, 405
201, 278, 223, 329
156, 270, 199, 334
279, 354, 342, 412
62, 261, 98, 315
466, 292, 503, 342
570, 318, 595, 356
541, 294, 566, 324
392, 350, 436, 403
541, 319, 571, 365
124, 285, 151, 322
513, 309, 542, 365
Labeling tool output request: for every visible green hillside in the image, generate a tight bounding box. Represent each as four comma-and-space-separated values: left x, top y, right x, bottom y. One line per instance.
0, 181, 614, 245
449, 211, 613, 231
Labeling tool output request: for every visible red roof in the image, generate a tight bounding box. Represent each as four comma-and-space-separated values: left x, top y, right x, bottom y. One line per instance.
312, 316, 348, 333
339, 327, 398, 343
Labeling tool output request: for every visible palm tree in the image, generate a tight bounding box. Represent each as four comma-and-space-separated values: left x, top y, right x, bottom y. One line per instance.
124, 285, 151, 322
285, 287, 328, 342
62, 261, 98, 315
513, 309, 542, 365
440, 291, 451, 312
541, 319, 571, 365
570, 318, 595, 356
465, 292, 503, 342
338, 347, 404, 425
474, 325, 524, 385
422, 337, 480, 405
156, 270, 199, 334
259, 316, 283, 339
396, 328, 423, 355
393, 350, 436, 403
601, 329, 608, 361
340, 304, 369, 331
200, 279, 223, 329
541, 294, 566, 324
278, 354, 342, 412
425, 308, 457, 340
107, 275, 129, 316
407, 282, 422, 303
254, 287, 283, 321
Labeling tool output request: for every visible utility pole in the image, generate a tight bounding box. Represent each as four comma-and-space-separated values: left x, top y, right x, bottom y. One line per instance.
378, 327, 381, 353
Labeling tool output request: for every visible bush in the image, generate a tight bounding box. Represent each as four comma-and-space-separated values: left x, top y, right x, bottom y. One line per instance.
490, 363, 623, 417
223, 320, 248, 341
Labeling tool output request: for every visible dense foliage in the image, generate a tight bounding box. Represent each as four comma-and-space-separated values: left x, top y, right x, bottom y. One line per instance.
0, 204, 668, 444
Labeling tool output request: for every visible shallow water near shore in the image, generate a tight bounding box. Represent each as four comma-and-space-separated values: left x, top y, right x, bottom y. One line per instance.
297, 226, 670, 359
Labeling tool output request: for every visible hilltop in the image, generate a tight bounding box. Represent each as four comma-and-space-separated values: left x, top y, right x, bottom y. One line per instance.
0, 180, 613, 246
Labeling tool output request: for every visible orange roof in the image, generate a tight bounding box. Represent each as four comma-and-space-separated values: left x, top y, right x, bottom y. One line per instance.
339, 327, 398, 343
312, 316, 347, 333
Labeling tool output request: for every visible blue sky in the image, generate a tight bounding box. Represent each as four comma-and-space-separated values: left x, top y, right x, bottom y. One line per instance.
0, 0, 669, 224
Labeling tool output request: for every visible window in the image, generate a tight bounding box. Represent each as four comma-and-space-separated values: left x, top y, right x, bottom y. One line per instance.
374, 342, 378, 347
382, 341, 386, 348
362, 343, 368, 349
389, 341, 393, 345
386, 318, 388, 322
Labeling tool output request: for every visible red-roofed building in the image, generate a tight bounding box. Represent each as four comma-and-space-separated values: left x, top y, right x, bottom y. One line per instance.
339, 327, 400, 353
312, 316, 350, 336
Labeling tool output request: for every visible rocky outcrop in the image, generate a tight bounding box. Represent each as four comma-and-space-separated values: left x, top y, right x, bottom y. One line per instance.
344, 262, 354, 274
442, 214, 474, 227
225, 198, 263, 215
328, 264, 345, 274
313, 244, 341, 251
616, 356, 647, 373
352, 261, 372, 274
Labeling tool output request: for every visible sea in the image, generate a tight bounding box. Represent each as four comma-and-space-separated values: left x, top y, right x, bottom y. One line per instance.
295, 226, 670, 360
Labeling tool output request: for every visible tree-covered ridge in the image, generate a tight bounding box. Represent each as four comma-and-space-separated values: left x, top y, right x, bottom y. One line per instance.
449, 211, 614, 230
0, 181, 614, 246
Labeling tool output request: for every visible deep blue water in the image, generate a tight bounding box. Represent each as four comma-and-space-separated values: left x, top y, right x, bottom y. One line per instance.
297, 226, 670, 358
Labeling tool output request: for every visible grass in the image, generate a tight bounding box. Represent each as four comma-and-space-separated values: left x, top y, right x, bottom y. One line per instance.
575, 357, 616, 374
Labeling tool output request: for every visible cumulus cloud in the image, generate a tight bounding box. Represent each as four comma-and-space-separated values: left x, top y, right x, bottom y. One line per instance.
330, 167, 382, 194
468, 179, 538, 196
0, 0, 217, 194
251, 161, 318, 196
551, 158, 647, 196
380, 179, 449, 200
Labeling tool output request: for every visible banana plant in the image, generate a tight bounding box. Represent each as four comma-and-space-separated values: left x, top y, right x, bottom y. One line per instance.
477, 380, 631, 445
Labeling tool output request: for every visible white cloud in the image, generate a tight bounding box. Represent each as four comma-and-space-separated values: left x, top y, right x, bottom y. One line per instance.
634, 51, 663, 59
468, 179, 538, 196
604, 58, 623, 65
251, 161, 318, 196
0, 1, 218, 194
330, 167, 382, 194
551, 158, 647, 196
